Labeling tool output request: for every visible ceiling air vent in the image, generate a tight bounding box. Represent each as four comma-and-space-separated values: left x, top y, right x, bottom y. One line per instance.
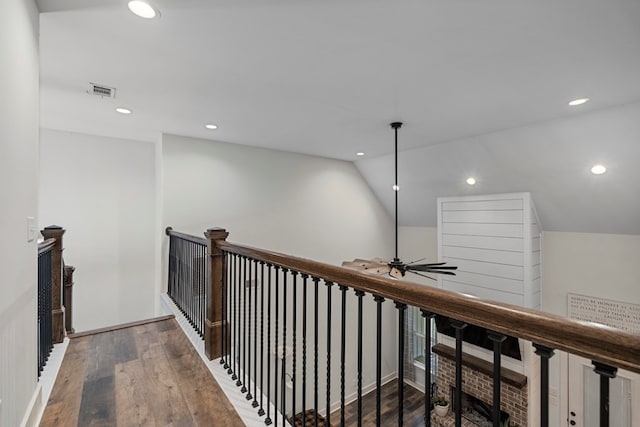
88, 83, 116, 98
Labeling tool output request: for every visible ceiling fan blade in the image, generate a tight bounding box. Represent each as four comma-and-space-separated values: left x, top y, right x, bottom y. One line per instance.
410, 262, 448, 267
365, 265, 391, 274
408, 270, 437, 281
390, 267, 403, 279
342, 258, 391, 274
408, 264, 457, 271
406, 265, 457, 276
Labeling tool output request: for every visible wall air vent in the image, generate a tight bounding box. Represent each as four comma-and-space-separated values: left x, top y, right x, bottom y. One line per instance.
88, 83, 116, 98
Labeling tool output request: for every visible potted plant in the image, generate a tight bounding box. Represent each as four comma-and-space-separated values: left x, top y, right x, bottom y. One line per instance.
432, 396, 449, 416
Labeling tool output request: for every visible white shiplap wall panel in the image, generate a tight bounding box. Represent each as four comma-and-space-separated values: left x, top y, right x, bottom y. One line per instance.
442, 199, 523, 211
447, 270, 524, 294
443, 257, 524, 281
442, 210, 524, 224
442, 279, 524, 306
443, 246, 523, 266
443, 234, 524, 252
442, 222, 524, 238
438, 192, 542, 309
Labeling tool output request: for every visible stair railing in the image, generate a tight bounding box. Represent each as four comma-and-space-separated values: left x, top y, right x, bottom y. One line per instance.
37, 225, 75, 376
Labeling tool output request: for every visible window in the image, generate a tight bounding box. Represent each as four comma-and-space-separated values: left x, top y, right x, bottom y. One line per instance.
412, 307, 437, 383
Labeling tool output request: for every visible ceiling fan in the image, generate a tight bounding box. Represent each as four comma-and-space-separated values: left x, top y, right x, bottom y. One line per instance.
342, 122, 457, 280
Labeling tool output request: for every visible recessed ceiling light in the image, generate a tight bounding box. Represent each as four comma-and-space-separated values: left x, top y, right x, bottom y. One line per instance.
466, 177, 476, 185
392, 185, 400, 192
356, 152, 365, 156
205, 124, 218, 130
128, 1, 158, 19
568, 98, 590, 106
115, 107, 132, 115
591, 164, 606, 175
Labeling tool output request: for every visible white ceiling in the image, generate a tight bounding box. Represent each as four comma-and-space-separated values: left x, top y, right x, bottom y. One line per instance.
38, 0, 640, 233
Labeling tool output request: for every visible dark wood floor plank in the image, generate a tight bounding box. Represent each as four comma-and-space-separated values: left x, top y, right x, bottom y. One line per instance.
40, 317, 243, 426
40, 337, 91, 426
115, 359, 157, 426
137, 339, 195, 426
78, 375, 117, 427
157, 321, 241, 427
331, 379, 426, 427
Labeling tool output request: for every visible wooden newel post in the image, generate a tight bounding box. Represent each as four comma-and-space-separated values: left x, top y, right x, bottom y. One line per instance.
40, 225, 66, 343
204, 227, 229, 360
64, 265, 76, 334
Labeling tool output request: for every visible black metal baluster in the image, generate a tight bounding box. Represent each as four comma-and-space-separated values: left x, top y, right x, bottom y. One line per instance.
221, 251, 227, 367
201, 243, 206, 336
233, 254, 239, 381
228, 253, 232, 373
246, 259, 253, 400
274, 266, 280, 427
259, 261, 266, 416
253, 259, 259, 408
242, 257, 248, 393
356, 290, 365, 427
313, 276, 320, 427
265, 264, 273, 426
325, 281, 333, 427
189, 241, 193, 328
235, 254, 242, 385
302, 273, 309, 424
395, 302, 407, 427
488, 331, 506, 427
533, 344, 555, 427
282, 268, 289, 426
421, 310, 435, 427
593, 361, 617, 427
339, 285, 348, 427
292, 271, 298, 423
451, 320, 468, 427
374, 295, 385, 427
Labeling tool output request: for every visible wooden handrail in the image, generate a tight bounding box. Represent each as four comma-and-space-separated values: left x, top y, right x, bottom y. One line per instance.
38, 238, 56, 254
218, 240, 640, 374
166, 227, 207, 245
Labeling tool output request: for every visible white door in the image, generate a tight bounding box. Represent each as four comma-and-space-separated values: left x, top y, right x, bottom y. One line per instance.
568, 354, 639, 427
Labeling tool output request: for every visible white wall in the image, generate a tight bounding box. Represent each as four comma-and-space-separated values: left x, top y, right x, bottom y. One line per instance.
162, 133, 397, 413
39, 129, 157, 331
542, 231, 640, 314
0, 0, 40, 425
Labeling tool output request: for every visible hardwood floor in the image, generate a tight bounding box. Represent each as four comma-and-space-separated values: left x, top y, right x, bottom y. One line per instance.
330, 379, 427, 427
40, 317, 243, 427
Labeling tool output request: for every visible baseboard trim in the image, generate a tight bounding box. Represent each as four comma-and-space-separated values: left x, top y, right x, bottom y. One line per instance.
68, 315, 175, 338
19, 384, 42, 427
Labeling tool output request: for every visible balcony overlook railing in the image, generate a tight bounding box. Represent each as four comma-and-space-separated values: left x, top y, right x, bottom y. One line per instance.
166, 227, 640, 427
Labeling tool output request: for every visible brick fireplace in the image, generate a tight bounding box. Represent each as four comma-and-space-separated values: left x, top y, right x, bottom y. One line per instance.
431, 344, 528, 427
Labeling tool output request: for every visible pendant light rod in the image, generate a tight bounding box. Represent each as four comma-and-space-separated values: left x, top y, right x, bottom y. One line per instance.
391, 122, 402, 262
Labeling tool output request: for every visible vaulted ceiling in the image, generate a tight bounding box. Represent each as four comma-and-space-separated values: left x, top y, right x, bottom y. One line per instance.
38, 0, 640, 234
